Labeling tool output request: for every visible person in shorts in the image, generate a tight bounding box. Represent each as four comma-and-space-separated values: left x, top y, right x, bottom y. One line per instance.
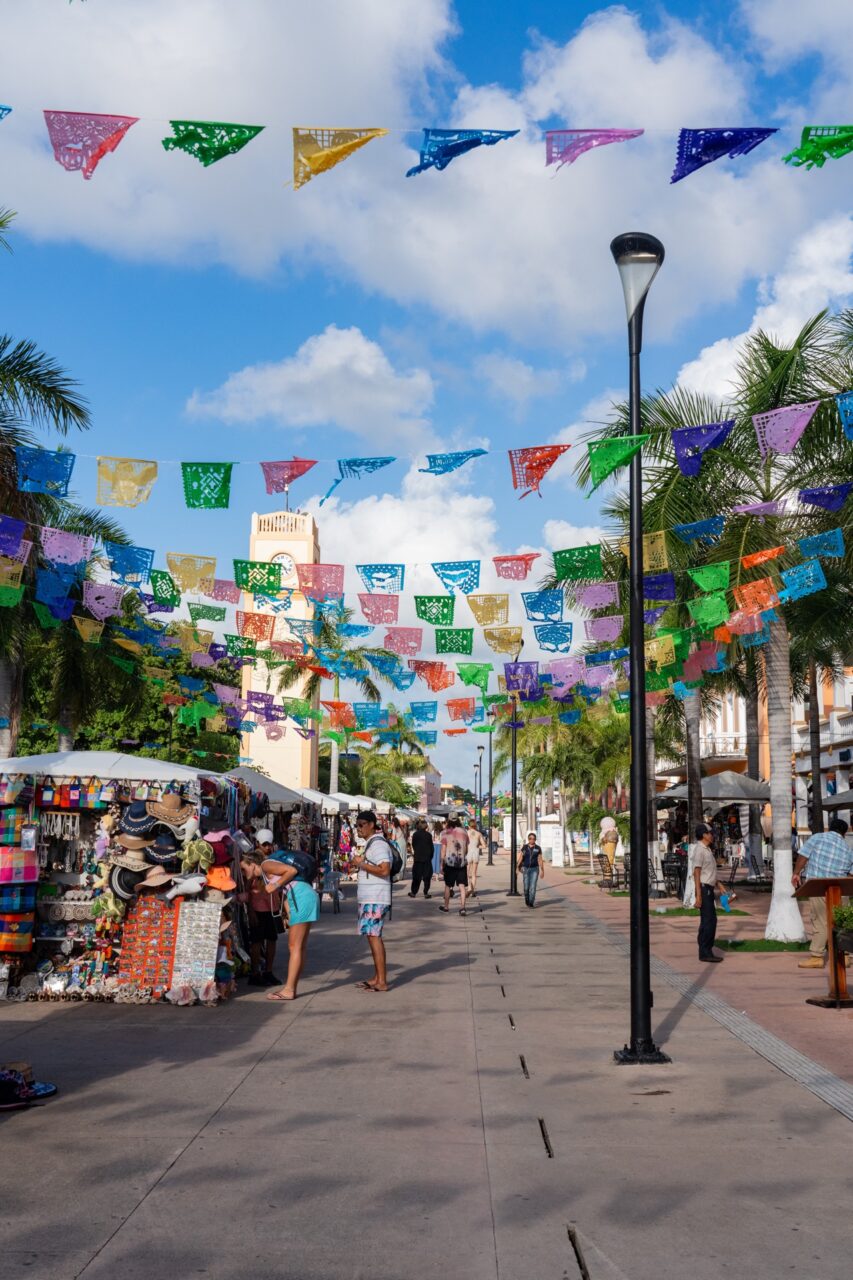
440, 814, 469, 916
351, 810, 393, 992
466, 822, 486, 897
239, 839, 282, 987
254, 829, 320, 1002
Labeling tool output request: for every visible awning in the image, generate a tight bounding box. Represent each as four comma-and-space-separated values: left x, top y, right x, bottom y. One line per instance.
224, 766, 303, 810
329, 792, 394, 815
0, 750, 217, 785
656, 769, 769, 806
300, 787, 349, 815
821, 788, 853, 810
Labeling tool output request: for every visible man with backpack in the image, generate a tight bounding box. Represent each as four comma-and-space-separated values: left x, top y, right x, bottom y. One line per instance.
351, 810, 397, 992
439, 813, 470, 916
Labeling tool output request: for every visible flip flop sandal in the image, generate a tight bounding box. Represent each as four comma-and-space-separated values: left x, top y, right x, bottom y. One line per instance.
355, 981, 377, 990
459, 909, 468, 916
28, 1081, 58, 1099
266, 990, 296, 1002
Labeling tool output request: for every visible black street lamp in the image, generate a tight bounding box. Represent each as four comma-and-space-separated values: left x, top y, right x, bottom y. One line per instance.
486, 710, 495, 864
473, 761, 480, 826
610, 232, 670, 1067
507, 696, 520, 896
477, 744, 484, 828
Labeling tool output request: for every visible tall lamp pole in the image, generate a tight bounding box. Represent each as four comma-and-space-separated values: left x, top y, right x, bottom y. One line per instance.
507, 697, 519, 896
473, 762, 480, 827
477, 744, 484, 829
486, 716, 495, 864
610, 231, 670, 1066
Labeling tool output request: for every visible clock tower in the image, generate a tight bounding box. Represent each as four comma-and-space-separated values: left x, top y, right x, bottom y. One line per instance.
239, 510, 320, 789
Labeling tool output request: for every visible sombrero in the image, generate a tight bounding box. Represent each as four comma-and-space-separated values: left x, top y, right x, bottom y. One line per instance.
145, 792, 195, 829
116, 832, 155, 852
109, 864, 147, 902
144, 830, 182, 866
134, 866, 175, 892
109, 849, 150, 873
120, 800, 160, 837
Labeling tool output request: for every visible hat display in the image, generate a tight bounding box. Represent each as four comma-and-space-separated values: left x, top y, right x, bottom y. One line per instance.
206, 866, 237, 892
119, 800, 159, 837
134, 866, 175, 891
116, 832, 155, 852
109, 849, 150, 873
145, 791, 196, 830
109, 864, 147, 902
144, 830, 181, 866
165, 873, 207, 902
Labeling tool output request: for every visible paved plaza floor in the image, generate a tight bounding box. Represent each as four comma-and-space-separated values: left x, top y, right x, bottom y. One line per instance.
1, 854, 850, 1280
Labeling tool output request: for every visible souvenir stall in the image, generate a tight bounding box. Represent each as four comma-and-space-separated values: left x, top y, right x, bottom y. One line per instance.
0, 751, 243, 1005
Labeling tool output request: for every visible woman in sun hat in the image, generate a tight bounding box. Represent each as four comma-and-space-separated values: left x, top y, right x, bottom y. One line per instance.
252, 828, 319, 1003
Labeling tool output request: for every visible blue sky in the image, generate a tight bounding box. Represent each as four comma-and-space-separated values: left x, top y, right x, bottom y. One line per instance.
1, 0, 851, 784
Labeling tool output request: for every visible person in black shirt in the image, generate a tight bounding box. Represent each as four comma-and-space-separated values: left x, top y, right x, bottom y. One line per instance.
518, 832, 545, 908
408, 817, 435, 899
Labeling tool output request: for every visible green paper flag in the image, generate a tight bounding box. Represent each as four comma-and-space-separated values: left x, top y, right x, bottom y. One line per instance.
162, 120, 265, 167
456, 662, 493, 694
151, 570, 181, 606
472, 724, 496, 733
553, 544, 603, 582
233, 559, 282, 594
687, 561, 730, 592
613, 699, 630, 715
783, 126, 853, 170
587, 435, 649, 491
435, 627, 474, 655
687, 592, 729, 628
32, 601, 62, 630
0, 584, 24, 608
108, 654, 137, 674
225, 634, 257, 658
182, 462, 233, 510
324, 729, 345, 745
415, 595, 455, 626
482, 693, 510, 707
188, 602, 227, 623
645, 670, 670, 692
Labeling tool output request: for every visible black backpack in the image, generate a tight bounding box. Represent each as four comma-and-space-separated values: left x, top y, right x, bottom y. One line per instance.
282, 850, 318, 884
367, 834, 402, 881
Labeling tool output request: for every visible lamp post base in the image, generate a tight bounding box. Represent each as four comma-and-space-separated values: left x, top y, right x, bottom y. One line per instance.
613, 1041, 671, 1065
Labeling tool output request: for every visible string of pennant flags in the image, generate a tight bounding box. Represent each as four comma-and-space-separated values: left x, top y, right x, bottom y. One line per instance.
1, 106, 851, 186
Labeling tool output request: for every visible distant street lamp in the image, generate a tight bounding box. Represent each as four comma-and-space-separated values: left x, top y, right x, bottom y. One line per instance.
610, 231, 670, 1067
486, 711, 496, 864
473, 761, 480, 826
477, 744, 485, 828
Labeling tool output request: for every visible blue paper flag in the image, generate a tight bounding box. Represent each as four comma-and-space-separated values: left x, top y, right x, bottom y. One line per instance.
670, 128, 777, 183
406, 128, 519, 177
104, 541, 155, 584
409, 701, 438, 724
740, 622, 771, 648
177, 675, 206, 693
357, 563, 405, 593
798, 483, 853, 512
416, 730, 438, 745
671, 420, 734, 476
559, 709, 582, 725
418, 449, 487, 475
208, 643, 228, 661
780, 558, 827, 600
643, 572, 676, 602
432, 560, 481, 594
352, 703, 388, 729
35, 569, 73, 611
644, 606, 669, 626
672, 516, 725, 545
534, 623, 573, 652
522, 589, 563, 622
388, 669, 417, 690
253, 590, 294, 615
0, 106, 11, 122
368, 652, 403, 677
672, 681, 698, 700
586, 647, 629, 664
339, 623, 374, 637
798, 528, 845, 559
836, 390, 853, 440
0, 515, 26, 557
16, 445, 75, 496
320, 456, 395, 505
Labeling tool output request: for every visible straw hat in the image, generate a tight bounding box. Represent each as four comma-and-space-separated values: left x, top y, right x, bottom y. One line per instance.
116, 832, 155, 852
134, 866, 175, 891
145, 791, 195, 829
109, 849, 150, 873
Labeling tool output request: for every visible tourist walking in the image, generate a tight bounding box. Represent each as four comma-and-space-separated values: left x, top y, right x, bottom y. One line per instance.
691, 823, 730, 963
352, 810, 393, 991
518, 831, 544, 908
252, 830, 320, 1002
409, 817, 434, 898
439, 814, 469, 916
431, 822, 443, 877
466, 823, 486, 897
792, 817, 853, 968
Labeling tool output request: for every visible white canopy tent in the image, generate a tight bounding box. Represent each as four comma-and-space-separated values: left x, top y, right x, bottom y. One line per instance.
224, 766, 303, 810
329, 792, 393, 815
300, 787, 350, 815
0, 750, 217, 784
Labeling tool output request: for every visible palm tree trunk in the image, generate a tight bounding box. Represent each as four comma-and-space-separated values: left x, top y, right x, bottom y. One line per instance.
808, 658, 823, 834
684, 692, 703, 831
765, 621, 806, 941
557, 790, 574, 867
0, 659, 21, 757
57, 706, 75, 752
745, 680, 763, 869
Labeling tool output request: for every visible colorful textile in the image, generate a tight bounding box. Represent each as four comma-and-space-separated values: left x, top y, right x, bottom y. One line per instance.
150, 570, 181, 606
798, 528, 845, 558
96, 456, 158, 507
167, 554, 216, 593
82, 581, 124, 621
181, 462, 233, 509
465, 594, 509, 626
455, 663, 492, 694
435, 628, 474, 655
432, 560, 480, 595
782, 126, 853, 170
293, 127, 387, 189
587, 435, 648, 489
16, 445, 74, 496
72, 616, 103, 644
296, 563, 344, 600
418, 449, 486, 475
673, 516, 725, 545
415, 595, 454, 625
260, 458, 317, 492
752, 401, 819, 457
741, 546, 785, 569
672, 420, 734, 476
508, 445, 570, 498
584, 614, 622, 643
534, 623, 573, 652
688, 561, 730, 592
522, 590, 563, 622
687, 592, 729, 628
162, 120, 263, 166
357, 563, 405, 593
671, 127, 777, 183
493, 553, 539, 580
358, 593, 399, 624
233, 559, 281, 594
798, 483, 852, 512
40, 527, 93, 568
406, 128, 518, 177
43, 110, 138, 179
545, 128, 643, 169
104, 542, 154, 584
383, 626, 423, 656
553, 544, 603, 582
643, 572, 676, 601
482, 626, 523, 656
321, 456, 395, 504
409, 701, 438, 725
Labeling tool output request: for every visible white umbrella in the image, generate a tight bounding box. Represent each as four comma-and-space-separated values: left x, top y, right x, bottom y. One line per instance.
0, 750, 215, 783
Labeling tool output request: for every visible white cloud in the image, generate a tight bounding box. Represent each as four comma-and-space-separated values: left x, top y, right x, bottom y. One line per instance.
187, 324, 435, 449
474, 352, 579, 416
542, 519, 606, 551
677, 213, 853, 398
546, 387, 623, 485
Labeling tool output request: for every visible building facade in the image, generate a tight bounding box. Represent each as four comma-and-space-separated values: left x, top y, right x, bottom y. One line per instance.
403, 767, 443, 812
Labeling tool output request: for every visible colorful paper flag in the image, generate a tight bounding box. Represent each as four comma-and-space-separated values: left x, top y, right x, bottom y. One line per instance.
493, 553, 540, 580
181, 462, 233, 509
82, 581, 124, 621
43, 110, 138, 179
465, 594, 509, 626
798, 483, 852, 512
782, 126, 853, 170
534, 623, 573, 653
553, 544, 603, 582
293, 127, 387, 189
383, 627, 423, 656
72, 616, 104, 644
163, 120, 264, 166
482, 626, 524, 656
357, 564, 405, 593
260, 459, 317, 493
671, 128, 778, 183
233, 559, 281, 594
432, 560, 480, 595
16, 446, 75, 496
103, 541, 154, 584
673, 516, 725, 545
358, 593, 399, 624
687, 561, 730, 592
40, 527, 93, 568
587, 435, 648, 489
798, 528, 844, 558
455, 663, 492, 694
419, 449, 487, 475
415, 595, 455, 626
435, 628, 474, 655
752, 401, 819, 457
321, 456, 395, 505
545, 128, 644, 169
167, 554, 216, 594
672, 420, 734, 476
96, 457, 158, 507
296, 563, 344, 600
508, 445, 570, 498
522, 590, 563, 622
406, 128, 518, 177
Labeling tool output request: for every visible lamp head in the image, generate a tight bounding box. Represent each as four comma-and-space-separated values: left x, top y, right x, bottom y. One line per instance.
610, 232, 664, 325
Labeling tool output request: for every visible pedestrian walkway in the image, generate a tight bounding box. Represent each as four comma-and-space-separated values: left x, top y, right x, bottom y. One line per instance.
1, 857, 850, 1280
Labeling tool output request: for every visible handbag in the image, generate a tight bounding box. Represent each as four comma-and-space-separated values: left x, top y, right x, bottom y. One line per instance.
0, 846, 39, 884
0, 885, 36, 911
0, 911, 34, 952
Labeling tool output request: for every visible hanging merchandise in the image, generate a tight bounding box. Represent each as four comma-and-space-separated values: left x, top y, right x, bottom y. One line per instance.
415, 596, 455, 625
43, 110, 138, 179
671, 420, 735, 476
181, 462, 233, 509
545, 128, 644, 169
534, 623, 574, 652
752, 401, 820, 457
406, 128, 518, 176
418, 449, 487, 475
96, 457, 158, 507
670, 127, 778, 183
508, 445, 570, 498
435, 628, 474, 655
260, 458, 317, 492
687, 561, 730, 592
320, 456, 396, 504
521, 590, 563, 622
162, 120, 264, 166
782, 126, 853, 169
15, 445, 75, 496
465, 594, 508, 626
492, 553, 540, 580
431, 560, 480, 595
292, 127, 387, 189
587, 435, 648, 489
553, 544, 603, 582
798, 483, 852, 511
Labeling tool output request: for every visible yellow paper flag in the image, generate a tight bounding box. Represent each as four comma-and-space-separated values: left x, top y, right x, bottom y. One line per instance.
620, 530, 669, 571
645, 634, 675, 669
483, 625, 524, 656
0, 556, 24, 589
97, 457, 158, 507
73, 617, 104, 644
293, 127, 388, 190
466, 594, 509, 626
166, 553, 216, 594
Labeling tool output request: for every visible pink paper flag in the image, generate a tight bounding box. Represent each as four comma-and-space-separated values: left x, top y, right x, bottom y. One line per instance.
358, 593, 399, 624
82, 581, 124, 621
549, 657, 585, 689
545, 128, 644, 170
492, 553, 540, 580
296, 563, 345, 600
40, 527, 94, 566
383, 627, 422, 656
43, 110, 138, 180
209, 578, 241, 603
260, 459, 317, 493
752, 401, 819, 458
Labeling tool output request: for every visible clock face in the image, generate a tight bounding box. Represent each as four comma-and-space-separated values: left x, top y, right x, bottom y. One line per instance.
271, 552, 296, 578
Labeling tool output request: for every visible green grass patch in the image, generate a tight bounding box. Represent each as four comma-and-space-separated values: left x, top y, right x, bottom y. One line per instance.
651, 907, 750, 917
610, 890, 631, 896
717, 939, 809, 952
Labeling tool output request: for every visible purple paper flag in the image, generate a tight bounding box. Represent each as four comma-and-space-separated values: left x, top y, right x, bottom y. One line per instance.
545, 128, 643, 170
549, 656, 585, 689
191, 652, 215, 668
672, 420, 734, 476
82, 581, 124, 621
752, 401, 819, 458
644, 606, 669, 626
732, 500, 786, 518
584, 614, 623, 644
798, 483, 852, 512
0, 515, 26, 558
213, 683, 239, 704
210, 578, 241, 604
40, 526, 94, 567
575, 581, 620, 610
504, 661, 540, 695
643, 572, 676, 601
671, 128, 778, 184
